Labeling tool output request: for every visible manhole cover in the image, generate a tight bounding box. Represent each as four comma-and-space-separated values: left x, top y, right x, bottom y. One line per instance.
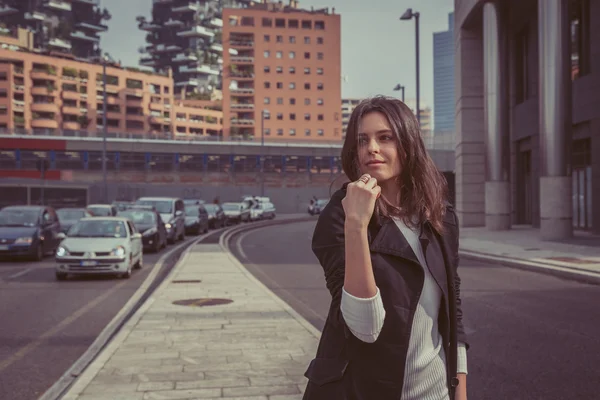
172, 280, 202, 284
173, 298, 233, 307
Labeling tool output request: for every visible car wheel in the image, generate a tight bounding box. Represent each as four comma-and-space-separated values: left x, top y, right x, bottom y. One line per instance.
134, 254, 143, 269
55, 272, 67, 281
32, 243, 43, 261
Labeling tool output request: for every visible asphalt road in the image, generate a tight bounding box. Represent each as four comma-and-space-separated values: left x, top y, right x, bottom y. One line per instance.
0, 237, 197, 400
231, 220, 600, 400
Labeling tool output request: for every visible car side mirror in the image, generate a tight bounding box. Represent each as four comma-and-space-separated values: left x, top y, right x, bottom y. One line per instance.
57, 232, 66, 240
132, 233, 142, 239
175, 210, 183, 217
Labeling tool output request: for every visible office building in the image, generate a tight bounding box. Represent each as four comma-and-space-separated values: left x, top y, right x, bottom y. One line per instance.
455, 0, 597, 237
341, 98, 360, 139
0, 0, 111, 60
433, 12, 454, 135
138, 0, 253, 96
222, 0, 342, 141
0, 43, 223, 137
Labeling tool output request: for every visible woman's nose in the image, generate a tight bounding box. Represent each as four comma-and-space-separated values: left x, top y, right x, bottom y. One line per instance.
367, 139, 380, 153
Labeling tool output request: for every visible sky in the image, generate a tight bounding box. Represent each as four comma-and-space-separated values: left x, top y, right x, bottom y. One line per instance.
100, 0, 454, 110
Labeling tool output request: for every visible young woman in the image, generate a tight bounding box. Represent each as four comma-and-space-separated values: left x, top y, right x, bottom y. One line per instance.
303, 96, 469, 400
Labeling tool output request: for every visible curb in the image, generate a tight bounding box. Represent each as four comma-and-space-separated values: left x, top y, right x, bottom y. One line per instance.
219, 217, 323, 340
44, 232, 212, 400
460, 249, 600, 285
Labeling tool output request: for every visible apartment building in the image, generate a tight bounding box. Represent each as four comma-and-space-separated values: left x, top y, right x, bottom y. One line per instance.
341, 98, 360, 139
0, 0, 111, 60
222, 0, 342, 141
0, 48, 222, 137
139, 0, 252, 95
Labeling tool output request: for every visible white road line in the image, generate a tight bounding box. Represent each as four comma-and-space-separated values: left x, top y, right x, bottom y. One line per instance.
7, 268, 33, 280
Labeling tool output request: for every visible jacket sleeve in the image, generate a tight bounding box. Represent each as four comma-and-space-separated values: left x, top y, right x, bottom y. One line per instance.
311, 190, 348, 329
451, 209, 469, 350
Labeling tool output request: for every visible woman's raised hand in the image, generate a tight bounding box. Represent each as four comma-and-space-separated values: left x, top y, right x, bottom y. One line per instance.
342, 174, 381, 229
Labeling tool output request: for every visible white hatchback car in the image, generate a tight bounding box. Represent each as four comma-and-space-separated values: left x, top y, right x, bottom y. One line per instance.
55, 217, 143, 280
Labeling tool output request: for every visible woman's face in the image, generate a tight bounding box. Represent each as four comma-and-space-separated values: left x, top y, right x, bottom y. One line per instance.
357, 111, 402, 183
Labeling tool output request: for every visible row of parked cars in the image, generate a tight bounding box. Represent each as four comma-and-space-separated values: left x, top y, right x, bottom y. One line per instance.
0, 196, 276, 280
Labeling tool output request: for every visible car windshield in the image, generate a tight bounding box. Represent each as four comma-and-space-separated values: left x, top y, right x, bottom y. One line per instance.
185, 206, 199, 216
136, 200, 172, 214
68, 220, 127, 238
117, 210, 156, 225
87, 206, 112, 216
57, 209, 87, 220
0, 209, 39, 227
222, 203, 240, 211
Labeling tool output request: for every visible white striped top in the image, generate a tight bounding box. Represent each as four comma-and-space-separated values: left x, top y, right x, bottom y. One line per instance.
340, 218, 467, 400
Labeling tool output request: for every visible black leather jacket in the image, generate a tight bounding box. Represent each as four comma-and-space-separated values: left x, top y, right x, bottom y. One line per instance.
303, 186, 469, 400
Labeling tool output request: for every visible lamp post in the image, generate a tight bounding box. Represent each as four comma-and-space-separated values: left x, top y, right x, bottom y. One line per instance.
101, 54, 108, 203
393, 84, 405, 102
260, 109, 266, 197
400, 8, 420, 125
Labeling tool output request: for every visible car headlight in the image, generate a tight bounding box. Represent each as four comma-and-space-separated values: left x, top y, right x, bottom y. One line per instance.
110, 246, 126, 258
143, 227, 157, 236
165, 223, 172, 229
56, 246, 69, 257
15, 237, 33, 244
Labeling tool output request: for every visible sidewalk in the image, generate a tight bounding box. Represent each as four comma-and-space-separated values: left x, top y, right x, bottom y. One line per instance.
459, 225, 600, 282
62, 243, 319, 400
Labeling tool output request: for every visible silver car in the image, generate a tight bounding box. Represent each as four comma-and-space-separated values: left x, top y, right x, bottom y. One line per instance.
55, 217, 143, 280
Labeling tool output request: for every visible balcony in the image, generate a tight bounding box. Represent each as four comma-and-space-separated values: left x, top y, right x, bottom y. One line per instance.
230, 118, 255, 126
228, 71, 254, 80
140, 57, 156, 67
140, 22, 161, 31
31, 86, 56, 96
231, 88, 254, 96
210, 43, 223, 53
25, 11, 46, 21
13, 84, 25, 92
45, 0, 72, 12
180, 65, 219, 76
76, 22, 109, 32
172, 2, 201, 12
229, 40, 254, 48
0, 5, 17, 16
62, 121, 81, 130
31, 119, 58, 129
164, 19, 184, 27
177, 25, 214, 38
149, 102, 162, 111
31, 70, 57, 80
62, 91, 80, 100
172, 53, 198, 63
32, 103, 59, 113
12, 100, 25, 109
230, 103, 254, 110
230, 56, 254, 64
150, 44, 181, 53
73, 0, 99, 4
208, 18, 223, 28
62, 106, 81, 115
48, 38, 72, 50
70, 31, 100, 43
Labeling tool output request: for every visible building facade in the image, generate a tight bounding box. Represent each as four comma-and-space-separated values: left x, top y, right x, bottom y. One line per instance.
138, 0, 253, 95
0, 47, 223, 137
433, 12, 455, 135
0, 0, 111, 60
222, 0, 342, 141
341, 98, 360, 139
454, 0, 598, 237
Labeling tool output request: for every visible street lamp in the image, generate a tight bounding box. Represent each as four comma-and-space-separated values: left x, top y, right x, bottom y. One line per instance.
101, 53, 109, 203
400, 8, 420, 125
260, 109, 267, 197
393, 84, 405, 102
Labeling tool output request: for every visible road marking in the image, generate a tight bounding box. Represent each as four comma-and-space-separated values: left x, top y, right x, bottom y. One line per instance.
0, 278, 129, 373
6, 268, 33, 280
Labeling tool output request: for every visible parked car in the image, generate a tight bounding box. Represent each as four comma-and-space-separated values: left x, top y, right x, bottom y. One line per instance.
183, 199, 205, 206
135, 197, 186, 244
55, 217, 143, 280
258, 202, 277, 220
203, 204, 226, 229
112, 201, 136, 212
0, 205, 62, 261
222, 202, 251, 225
308, 199, 329, 215
87, 204, 117, 217
117, 206, 167, 253
184, 203, 210, 235
57, 208, 92, 234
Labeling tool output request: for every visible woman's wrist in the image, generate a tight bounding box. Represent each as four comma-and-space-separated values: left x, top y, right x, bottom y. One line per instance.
344, 217, 369, 232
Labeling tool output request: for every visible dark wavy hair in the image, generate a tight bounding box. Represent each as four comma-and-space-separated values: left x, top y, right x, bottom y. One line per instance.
341, 96, 448, 233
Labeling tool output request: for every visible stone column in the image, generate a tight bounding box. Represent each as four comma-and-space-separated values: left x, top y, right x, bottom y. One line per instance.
482, 1, 511, 230
538, 0, 573, 240
454, 22, 485, 227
